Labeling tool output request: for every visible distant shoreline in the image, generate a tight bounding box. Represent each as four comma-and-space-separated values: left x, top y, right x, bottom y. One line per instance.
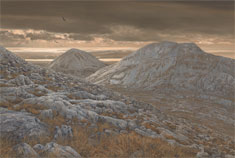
25, 58, 122, 62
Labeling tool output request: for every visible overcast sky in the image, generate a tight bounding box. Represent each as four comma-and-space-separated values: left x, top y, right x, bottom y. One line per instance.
0, 0, 234, 57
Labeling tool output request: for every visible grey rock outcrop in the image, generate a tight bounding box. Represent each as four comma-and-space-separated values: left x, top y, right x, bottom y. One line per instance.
33, 144, 45, 153
12, 143, 39, 158
0, 86, 34, 102
100, 115, 128, 129
54, 125, 73, 140
38, 142, 82, 158
135, 128, 161, 138
8, 75, 33, 86
0, 108, 48, 142
40, 109, 53, 119
69, 91, 107, 100
12, 142, 81, 158
196, 147, 209, 158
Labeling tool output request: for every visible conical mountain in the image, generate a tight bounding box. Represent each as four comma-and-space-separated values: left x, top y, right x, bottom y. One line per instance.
87, 41, 235, 98
49, 48, 106, 78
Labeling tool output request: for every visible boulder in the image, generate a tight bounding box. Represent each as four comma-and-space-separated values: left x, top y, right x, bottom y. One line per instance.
40, 142, 82, 158
12, 143, 39, 158
8, 75, 33, 86
54, 125, 73, 140
100, 116, 127, 129
0, 108, 48, 143
135, 128, 161, 138
40, 109, 53, 119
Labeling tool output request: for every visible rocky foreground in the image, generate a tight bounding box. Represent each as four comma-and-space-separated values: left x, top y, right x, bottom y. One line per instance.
0, 46, 234, 158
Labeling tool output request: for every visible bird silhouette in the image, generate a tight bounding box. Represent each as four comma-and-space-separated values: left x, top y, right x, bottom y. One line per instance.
62, 16, 66, 21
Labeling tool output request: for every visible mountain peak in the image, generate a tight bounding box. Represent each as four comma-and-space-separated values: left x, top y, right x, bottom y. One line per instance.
49, 48, 105, 78
65, 48, 88, 55
140, 41, 177, 50
125, 41, 203, 61
141, 41, 201, 52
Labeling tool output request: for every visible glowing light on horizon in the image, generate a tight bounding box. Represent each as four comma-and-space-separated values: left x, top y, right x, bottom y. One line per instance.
6, 46, 235, 59
25, 58, 122, 62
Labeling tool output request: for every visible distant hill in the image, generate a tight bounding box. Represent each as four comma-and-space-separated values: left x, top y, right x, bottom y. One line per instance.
49, 48, 106, 78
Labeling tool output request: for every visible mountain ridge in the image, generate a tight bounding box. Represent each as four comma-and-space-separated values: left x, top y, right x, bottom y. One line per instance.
87, 41, 235, 99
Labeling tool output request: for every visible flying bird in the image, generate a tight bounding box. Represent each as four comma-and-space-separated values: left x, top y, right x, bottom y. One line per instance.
62, 16, 66, 21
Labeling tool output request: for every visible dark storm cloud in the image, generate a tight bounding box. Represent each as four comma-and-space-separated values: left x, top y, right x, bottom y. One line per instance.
68, 34, 94, 41
26, 32, 61, 41
0, 1, 234, 42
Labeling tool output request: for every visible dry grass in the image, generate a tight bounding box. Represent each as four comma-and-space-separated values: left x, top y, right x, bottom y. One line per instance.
101, 111, 125, 119
0, 99, 47, 115
0, 111, 197, 158
40, 116, 197, 158
0, 98, 22, 110
0, 124, 197, 158
30, 89, 47, 97
0, 96, 197, 158
0, 83, 13, 87
46, 85, 62, 92
67, 94, 82, 100
0, 138, 14, 158
165, 121, 177, 131
14, 103, 47, 115
143, 122, 161, 134
0, 135, 52, 158
41, 114, 67, 127
0, 72, 18, 80
61, 127, 197, 158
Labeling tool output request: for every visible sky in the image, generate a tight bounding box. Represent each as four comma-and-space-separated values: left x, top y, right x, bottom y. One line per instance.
0, 0, 234, 58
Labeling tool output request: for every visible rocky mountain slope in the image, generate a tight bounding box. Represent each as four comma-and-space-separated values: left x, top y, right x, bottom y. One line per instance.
87, 42, 235, 157
49, 48, 106, 78
87, 41, 234, 99
0, 46, 234, 158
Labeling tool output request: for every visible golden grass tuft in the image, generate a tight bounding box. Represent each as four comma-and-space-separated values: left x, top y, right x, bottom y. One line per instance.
0, 138, 14, 158
14, 103, 47, 115
0, 83, 13, 87
61, 127, 198, 158
42, 116, 197, 158
0, 98, 22, 110
0, 125, 198, 158
46, 85, 62, 92
30, 89, 47, 97
143, 122, 161, 134
66, 94, 82, 100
